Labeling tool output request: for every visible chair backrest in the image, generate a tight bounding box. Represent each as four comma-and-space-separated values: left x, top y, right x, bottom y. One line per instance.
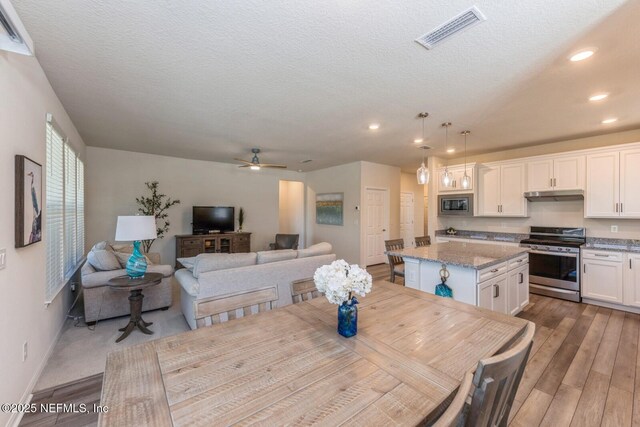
433, 372, 474, 427
291, 278, 322, 303
275, 234, 300, 250
466, 322, 535, 426
194, 287, 278, 328
384, 239, 405, 266
414, 235, 431, 247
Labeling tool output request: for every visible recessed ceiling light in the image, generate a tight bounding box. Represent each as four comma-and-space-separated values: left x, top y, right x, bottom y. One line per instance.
569, 49, 595, 62
368, 123, 380, 130
589, 93, 609, 102
601, 118, 618, 124
414, 138, 424, 144
447, 148, 455, 153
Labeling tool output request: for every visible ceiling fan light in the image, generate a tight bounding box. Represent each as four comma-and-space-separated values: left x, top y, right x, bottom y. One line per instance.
250, 165, 260, 171
417, 162, 429, 185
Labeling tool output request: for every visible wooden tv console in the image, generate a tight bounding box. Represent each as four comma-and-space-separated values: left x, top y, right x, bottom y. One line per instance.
175, 232, 251, 267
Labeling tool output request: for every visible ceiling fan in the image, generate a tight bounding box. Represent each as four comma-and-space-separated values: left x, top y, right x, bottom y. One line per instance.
234, 148, 287, 170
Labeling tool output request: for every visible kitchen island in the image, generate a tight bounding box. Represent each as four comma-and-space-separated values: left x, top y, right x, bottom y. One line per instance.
386, 242, 530, 315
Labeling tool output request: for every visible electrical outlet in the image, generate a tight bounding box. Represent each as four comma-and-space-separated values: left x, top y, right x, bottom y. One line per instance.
22, 341, 27, 362
611, 225, 619, 233
0, 248, 6, 269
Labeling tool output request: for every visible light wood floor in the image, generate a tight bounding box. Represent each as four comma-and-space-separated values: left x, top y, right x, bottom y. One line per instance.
19, 265, 636, 426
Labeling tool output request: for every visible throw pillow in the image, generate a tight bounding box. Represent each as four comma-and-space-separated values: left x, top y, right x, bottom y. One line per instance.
177, 257, 196, 271
87, 249, 121, 271
192, 253, 258, 278
256, 249, 297, 265
113, 251, 153, 268
297, 242, 333, 258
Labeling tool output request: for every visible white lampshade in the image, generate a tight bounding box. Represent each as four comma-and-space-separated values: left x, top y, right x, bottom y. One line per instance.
115, 216, 158, 241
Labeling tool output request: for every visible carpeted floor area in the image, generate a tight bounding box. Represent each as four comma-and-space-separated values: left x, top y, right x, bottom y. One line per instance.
34, 278, 190, 392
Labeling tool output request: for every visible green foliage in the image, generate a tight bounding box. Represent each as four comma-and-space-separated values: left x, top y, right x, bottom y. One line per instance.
135, 181, 180, 252
238, 207, 245, 230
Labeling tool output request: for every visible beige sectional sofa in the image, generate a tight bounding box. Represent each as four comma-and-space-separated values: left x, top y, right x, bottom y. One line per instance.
176, 242, 335, 329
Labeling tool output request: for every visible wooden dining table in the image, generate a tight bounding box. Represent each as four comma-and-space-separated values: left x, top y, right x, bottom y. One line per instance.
99, 281, 530, 426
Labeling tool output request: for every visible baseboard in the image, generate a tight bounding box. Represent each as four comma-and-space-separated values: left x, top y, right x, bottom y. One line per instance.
7, 316, 68, 427
581, 297, 640, 314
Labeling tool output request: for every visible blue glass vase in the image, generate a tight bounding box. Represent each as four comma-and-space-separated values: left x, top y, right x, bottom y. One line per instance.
435, 282, 453, 298
126, 240, 147, 278
338, 297, 358, 337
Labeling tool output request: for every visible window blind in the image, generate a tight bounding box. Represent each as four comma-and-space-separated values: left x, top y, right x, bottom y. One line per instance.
45, 116, 85, 303
45, 122, 65, 302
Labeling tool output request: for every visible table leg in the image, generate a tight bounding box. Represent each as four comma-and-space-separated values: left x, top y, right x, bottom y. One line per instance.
115, 289, 155, 342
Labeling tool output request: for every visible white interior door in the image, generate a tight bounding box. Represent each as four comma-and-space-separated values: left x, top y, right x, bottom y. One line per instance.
400, 192, 415, 247
365, 188, 388, 266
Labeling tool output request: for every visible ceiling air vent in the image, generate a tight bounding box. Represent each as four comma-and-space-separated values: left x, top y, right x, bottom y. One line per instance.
415, 6, 486, 50
0, 0, 33, 56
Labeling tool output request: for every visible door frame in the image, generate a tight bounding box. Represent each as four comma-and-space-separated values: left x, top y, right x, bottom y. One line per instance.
362, 186, 390, 267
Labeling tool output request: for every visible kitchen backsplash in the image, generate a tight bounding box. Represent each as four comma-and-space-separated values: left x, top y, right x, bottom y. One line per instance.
439, 200, 640, 239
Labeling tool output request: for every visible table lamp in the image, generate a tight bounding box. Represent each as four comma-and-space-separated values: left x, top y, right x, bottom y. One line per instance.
115, 215, 157, 278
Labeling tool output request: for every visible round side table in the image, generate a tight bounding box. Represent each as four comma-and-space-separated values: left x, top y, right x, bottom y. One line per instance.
107, 272, 163, 343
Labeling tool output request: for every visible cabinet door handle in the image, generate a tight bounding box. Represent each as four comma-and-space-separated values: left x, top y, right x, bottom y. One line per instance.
621, 203, 623, 213
595, 254, 609, 257
554, 178, 557, 187
494, 285, 500, 298
616, 203, 619, 213
584, 264, 587, 273
519, 273, 524, 284
631, 259, 633, 269
490, 268, 499, 273
550, 178, 553, 187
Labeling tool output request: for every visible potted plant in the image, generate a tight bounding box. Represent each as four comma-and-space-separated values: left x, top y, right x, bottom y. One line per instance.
135, 181, 180, 252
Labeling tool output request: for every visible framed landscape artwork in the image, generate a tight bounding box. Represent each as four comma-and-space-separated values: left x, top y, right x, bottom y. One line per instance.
15, 155, 42, 248
316, 193, 344, 226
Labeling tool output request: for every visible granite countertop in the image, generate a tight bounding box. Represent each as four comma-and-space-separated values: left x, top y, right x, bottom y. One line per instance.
582, 239, 640, 253
387, 242, 529, 270
435, 229, 528, 243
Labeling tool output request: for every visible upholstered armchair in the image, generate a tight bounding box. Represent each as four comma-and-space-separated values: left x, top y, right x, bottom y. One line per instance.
269, 234, 299, 250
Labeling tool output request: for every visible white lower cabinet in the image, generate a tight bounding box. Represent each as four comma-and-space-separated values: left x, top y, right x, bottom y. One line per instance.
508, 264, 529, 315
623, 253, 640, 307
582, 250, 624, 304
478, 274, 508, 314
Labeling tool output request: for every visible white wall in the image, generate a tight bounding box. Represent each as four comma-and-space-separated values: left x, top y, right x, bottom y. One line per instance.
360, 162, 401, 266
400, 172, 426, 245
0, 51, 86, 425
306, 162, 361, 264
278, 180, 305, 246
86, 147, 304, 264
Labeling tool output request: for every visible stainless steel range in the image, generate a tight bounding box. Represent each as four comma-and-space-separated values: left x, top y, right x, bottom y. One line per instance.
520, 227, 586, 302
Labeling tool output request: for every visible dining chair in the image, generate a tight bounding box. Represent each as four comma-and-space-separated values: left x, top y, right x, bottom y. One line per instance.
269, 234, 299, 250
291, 278, 321, 304
432, 372, 474, 427
384, 239, 405, 283
434, 321, 535, 426
414, 235, 431, 247
194, 286, 278, 328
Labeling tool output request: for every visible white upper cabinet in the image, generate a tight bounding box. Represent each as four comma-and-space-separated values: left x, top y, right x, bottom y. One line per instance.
478, 163, 527, 217
526, 155, 584, 192
586, 151, 619, 217
586, 148, 640, 219
620, 148, 640, 218
438, 165, 474, 193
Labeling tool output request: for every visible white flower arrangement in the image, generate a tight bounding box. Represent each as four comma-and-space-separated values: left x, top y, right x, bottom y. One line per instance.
313, 260, 373, 305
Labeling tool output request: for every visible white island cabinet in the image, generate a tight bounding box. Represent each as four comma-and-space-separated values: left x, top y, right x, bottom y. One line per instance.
388, 242, 529, 316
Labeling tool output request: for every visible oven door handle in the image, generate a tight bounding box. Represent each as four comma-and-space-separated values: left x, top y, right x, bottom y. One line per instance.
527, 250, 578, 258
530, 284, 579, 295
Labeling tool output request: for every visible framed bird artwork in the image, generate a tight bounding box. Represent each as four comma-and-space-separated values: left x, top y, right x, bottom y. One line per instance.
15, 155, 42, 248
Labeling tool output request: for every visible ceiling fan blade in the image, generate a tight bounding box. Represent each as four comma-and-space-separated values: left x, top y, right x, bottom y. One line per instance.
234, 158, 254, 165
260, 164, 288, 169
238, 164, 251, 168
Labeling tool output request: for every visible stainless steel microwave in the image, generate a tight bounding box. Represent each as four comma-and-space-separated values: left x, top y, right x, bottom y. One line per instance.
438, 194, 474, 216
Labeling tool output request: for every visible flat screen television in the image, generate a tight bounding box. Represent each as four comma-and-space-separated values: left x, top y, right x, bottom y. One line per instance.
193, 206, 235, 234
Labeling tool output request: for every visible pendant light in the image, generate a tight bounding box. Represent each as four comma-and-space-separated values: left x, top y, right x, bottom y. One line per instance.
461, 130, 471, 189
416, 112, 430, 185
441, 122, 453, 186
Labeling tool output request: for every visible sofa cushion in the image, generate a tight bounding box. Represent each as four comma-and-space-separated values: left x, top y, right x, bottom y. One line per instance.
193, 253, 258, 278
87, 249, 121, 271
297, 242, 333, 258
176, 268, 199, 296
177, 257, 196, 271
256, 249, 297, 265
81, 264, 174, 288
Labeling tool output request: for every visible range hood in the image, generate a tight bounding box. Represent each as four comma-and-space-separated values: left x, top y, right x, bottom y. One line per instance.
524, 189, 584, 202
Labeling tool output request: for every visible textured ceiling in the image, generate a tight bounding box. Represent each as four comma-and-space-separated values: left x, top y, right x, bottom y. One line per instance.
12, 0, 640, 172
